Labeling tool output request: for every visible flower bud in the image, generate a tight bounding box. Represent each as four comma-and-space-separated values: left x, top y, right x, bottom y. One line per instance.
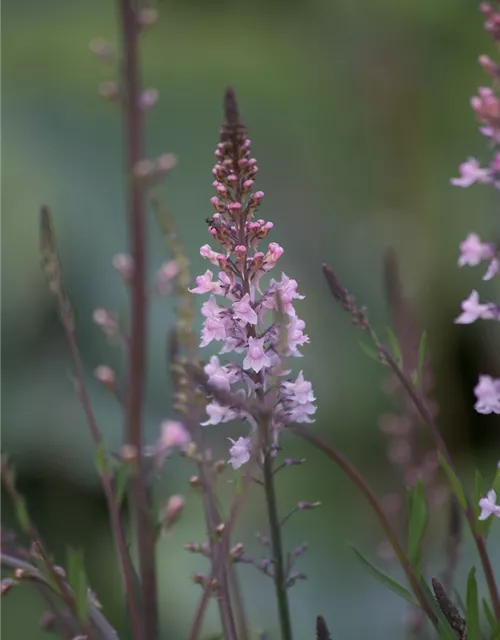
133, 159, 156, 180
94, 365, 116, 392
112, 253, 134, 281
92, 309, 119, 338
156, 153, 177, 174
120, 444, 138, 462
155, 260, 181, 296
138, 8, 159, 28
99, 81, 119, 100
89, 38, 114, 61
162, 494, 185, 532
139, 88, 159, 112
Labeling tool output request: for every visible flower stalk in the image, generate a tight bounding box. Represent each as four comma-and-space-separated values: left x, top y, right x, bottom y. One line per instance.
117, 1, 158, 637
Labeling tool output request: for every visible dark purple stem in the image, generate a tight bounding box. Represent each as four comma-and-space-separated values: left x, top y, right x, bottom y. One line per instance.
118, 1, 158, 638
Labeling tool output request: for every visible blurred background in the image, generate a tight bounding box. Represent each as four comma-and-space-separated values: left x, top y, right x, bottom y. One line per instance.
3, 0, 500, 637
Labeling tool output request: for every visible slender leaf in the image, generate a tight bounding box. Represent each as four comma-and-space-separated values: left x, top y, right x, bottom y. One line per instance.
350, 545, 418, 607
482, 598, 498, 634
66, 547, 89, 622
94, 442, 109, 476
386, 327, 403, 366
466, 567, 479, 640
114, 462, 131, 507
412, 331, 428, 387
14, 496, 31, 535
407, 481, 428, 567
359, 341, 380, 362
438, 453, 467, 510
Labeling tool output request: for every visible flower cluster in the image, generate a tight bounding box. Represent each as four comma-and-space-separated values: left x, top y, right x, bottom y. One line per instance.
190, 89, 315, 467
453, 3, 500, 519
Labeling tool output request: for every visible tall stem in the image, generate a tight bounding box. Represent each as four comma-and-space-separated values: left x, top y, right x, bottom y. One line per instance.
262, 441, 293, 640
118, 1, 158, 638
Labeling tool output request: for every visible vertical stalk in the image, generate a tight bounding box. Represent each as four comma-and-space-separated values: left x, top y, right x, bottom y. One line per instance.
261, 438, 293, 640
118, 1, 158, 638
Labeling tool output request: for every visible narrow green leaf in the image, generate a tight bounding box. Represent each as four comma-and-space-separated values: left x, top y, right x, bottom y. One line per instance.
66, 547, 89, 622
359, 341, 380, 362
350, 545, 418, 607
482, 598, 499, 635
406, 481, 428, 567
386, 327, 403, 366
94, 442, 109, 476
413, 331, 428, 387
114, 462, 131, 507
14, 496, 31, 535
438, 453, 467, 510
466, 567, 479, 640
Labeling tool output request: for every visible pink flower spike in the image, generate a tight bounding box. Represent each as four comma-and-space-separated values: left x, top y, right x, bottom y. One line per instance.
478, 489, 500, 520
458, 233, 494, 267
228, 437, 252, 469
243, 336, 271, 372
454, 290, 495, 324
474, 375, 500, 414
451, 158, 491, 187
233, 294, 258, 325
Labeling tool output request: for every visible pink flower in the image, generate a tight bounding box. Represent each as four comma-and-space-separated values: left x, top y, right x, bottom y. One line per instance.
201, 402, 238, 426
281, 371, 316, 424
458, 233, 494, 267
474, 375, 500, 414
484, 257, 500, 281
451, 158, 491, 187
282, 371, 315, 405
232, 294, 258, 325
155, 420, 191, 468
200, 296, 229, 346
228, 437, 251, 469
155, 260, 180, 296
454, 290, 495, 324
204, 356, 239, 392
159, 420, 191, 450
243, 336, 271, 372
286, 314, 310, 356
189, 270, 223, 295
479, 489, 500, 520
200, 244, 223, 266
263, 242, 284, 271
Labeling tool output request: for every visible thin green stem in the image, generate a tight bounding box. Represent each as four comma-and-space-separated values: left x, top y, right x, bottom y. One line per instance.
262, 447, 293, 640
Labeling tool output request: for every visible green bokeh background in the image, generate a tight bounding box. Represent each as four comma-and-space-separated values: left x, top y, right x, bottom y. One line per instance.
3, 0, 500, 638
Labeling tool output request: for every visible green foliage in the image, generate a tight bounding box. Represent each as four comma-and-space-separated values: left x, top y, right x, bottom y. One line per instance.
406, 481, 428, 568
438, 453, 467, 511
350, 545, 418, 607
466, 567, 480, 640
66, 547, 90, 622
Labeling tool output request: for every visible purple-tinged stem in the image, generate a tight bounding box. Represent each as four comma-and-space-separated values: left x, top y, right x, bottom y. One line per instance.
117, 1, 158, 638
57, 300, 143, 640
